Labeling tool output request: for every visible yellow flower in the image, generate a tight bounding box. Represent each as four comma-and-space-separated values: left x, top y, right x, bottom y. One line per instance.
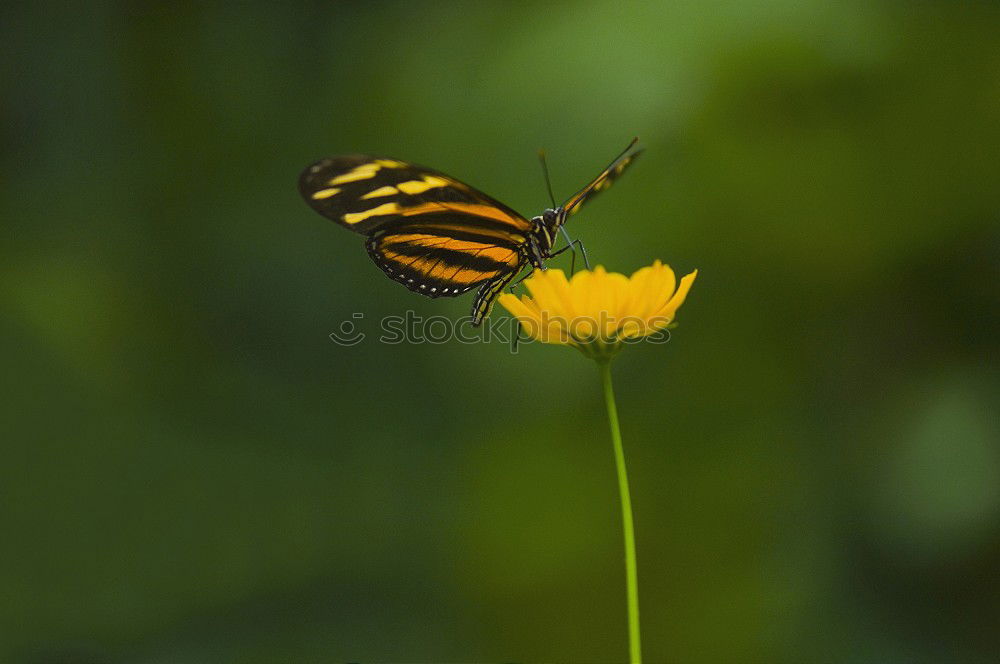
498, 261, 697, 360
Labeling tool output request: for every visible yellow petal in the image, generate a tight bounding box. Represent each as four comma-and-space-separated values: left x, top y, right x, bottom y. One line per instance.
523, 269, 564, 313
546, 269, 576, 320
666, 269, 697, 311
648, 264, 679, 318
649, 269, 697, 322
497, 292, 534, 321
569, 266, 597, 315
498, 294, 540, 340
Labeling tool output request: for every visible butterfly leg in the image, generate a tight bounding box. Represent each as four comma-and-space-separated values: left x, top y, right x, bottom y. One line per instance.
508, 264, 539, 291
563, 226, 591, 271
550, 228, 591, 275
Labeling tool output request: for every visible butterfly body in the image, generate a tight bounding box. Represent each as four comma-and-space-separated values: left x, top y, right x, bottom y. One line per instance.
299, 139, 641, 325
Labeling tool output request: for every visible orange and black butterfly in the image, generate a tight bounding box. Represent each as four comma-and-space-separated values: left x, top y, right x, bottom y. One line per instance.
298, 138, 642, 325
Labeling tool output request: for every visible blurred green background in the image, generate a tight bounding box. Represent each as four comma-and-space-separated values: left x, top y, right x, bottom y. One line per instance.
3, 2, 999, 662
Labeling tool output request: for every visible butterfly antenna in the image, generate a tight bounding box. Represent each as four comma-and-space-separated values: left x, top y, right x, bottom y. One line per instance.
615, 136, 641, 162
538, 149, 557, 208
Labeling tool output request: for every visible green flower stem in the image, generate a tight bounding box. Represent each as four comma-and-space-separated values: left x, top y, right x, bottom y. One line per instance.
598, 359, 641, 664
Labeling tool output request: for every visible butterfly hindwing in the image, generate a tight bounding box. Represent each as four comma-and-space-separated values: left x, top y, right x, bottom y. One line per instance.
561, 137, 643, 216
366, 223, 524, 298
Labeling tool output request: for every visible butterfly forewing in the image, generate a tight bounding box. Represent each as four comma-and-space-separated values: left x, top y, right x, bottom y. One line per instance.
562, 138, 643, 216
299, 156, 533, 234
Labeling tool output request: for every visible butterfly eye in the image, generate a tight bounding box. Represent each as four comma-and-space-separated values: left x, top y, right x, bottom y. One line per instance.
543, 209, 558, 225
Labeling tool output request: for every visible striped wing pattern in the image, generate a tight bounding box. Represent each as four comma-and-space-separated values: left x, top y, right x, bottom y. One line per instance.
562, 137, 643, 216
299, 155, 532, 309
299, 155, 532, 235
367, 230, 521, 297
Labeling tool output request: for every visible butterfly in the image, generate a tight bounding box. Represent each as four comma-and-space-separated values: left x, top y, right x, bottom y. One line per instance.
298, 138, 642, 326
